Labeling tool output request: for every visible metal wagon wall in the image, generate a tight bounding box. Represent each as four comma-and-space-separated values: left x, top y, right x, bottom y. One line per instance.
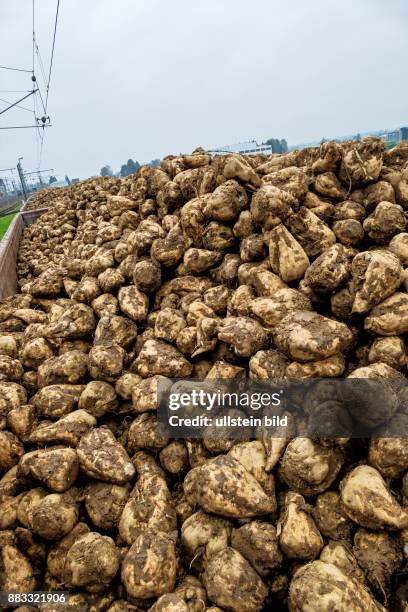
0, 208, 48, 300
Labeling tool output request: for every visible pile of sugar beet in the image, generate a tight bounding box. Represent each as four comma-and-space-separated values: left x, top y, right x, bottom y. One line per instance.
24, 186, 70, 212
2, 138, 408, 612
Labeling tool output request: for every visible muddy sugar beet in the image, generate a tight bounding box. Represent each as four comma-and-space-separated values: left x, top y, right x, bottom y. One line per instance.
1, 139, 408, 610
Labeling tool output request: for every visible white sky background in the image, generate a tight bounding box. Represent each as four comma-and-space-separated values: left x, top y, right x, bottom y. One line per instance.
0, 0, 407, 180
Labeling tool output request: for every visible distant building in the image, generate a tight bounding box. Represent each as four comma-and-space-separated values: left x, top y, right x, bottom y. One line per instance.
293, 126, 408, 151
71, 178, 80, 184
50, 180, 67, 188
210, 139, 272, 155
378, 129, 401, 143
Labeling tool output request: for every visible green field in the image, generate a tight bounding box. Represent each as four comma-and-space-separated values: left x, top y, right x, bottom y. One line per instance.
0, 213, 17, 241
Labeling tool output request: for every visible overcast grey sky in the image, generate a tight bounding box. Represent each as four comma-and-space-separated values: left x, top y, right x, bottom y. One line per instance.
1, 0, 407, 180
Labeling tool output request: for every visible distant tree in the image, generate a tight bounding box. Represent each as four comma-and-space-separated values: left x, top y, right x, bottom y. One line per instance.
266, 138, 275, 152
100, 165, 113, 177
49, 176, 57, 184
65, 175, 71, 185
119, 158, 141, 177
265, 138, 287, 154
126, 159, 140, 175
355, 133, 362, 141
148, 158, 160, 168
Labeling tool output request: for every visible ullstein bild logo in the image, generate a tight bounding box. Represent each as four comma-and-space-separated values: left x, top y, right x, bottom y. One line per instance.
167, 412, 288, 429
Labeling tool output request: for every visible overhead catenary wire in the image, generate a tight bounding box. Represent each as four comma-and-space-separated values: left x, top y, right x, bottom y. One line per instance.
38, 126, 46, 168
0, 97, 33, 113
33, 84, 41, 167
0, 65, 32, 73
1, 1, 60, 172
45, 0, 60, 114
39, 0, 61, 168
35, 82, 47, 116
0, 5, 42, 135
30, 0, 40, 169
0, 90, 38, 116
34, 40, 48, 90
32, 0, 48, 94
0, 124, 51, 130
32, 0, 35, 74
24, 168, 54, 176
31, 0, 46, 167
